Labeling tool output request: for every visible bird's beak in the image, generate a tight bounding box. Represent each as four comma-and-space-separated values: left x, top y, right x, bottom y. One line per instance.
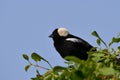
49, 34, 53, 38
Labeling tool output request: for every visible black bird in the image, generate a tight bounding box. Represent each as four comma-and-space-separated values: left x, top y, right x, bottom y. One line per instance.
49, 28, 93, 60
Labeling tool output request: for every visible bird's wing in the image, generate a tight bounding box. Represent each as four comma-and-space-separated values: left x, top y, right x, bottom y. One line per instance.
64, 37, 90, 60
65, 37, 92, 50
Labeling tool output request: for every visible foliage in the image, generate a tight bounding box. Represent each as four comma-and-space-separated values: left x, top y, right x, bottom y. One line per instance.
23, 31, 120, 80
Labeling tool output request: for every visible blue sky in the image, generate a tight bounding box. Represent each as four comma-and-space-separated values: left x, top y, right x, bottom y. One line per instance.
0, 0, 120, 80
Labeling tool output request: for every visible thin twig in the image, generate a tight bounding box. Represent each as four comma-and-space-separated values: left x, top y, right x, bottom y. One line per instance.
33, 64, 50, 70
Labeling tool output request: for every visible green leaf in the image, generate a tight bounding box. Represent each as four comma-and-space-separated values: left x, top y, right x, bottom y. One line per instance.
25, 65, 31, 72
91, 31, 99, 38
53, 66, 66, 73
71, 70, 83, 80
97, 39, 101, 46
109, 37, 120, 46
31, 52, 49, 63
23, 54, 29, 61
44, 74, 52, 80
92, 31, 108, 48
31, 53, 42, 62
91, 53, 105, 62
118, 46, 120, 50
64, 56, 81, 63
112, 37, 120, 43
99, 67, 116, 75
92, 53, 105, 57
59, 69, 71, 80
59, 71, 68, 80
31, 53, 52, 68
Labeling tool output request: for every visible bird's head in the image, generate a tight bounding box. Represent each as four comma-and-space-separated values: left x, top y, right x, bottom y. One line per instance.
49, 27, 69, 38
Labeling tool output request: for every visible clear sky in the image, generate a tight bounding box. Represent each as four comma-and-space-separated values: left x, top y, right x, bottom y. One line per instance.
0, 0, 120, 80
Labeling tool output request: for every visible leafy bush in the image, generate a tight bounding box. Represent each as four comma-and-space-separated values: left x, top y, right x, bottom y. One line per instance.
23, 31, 120, 80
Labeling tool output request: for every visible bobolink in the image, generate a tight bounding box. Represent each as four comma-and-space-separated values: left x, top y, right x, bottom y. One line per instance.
49, 27, 93, 60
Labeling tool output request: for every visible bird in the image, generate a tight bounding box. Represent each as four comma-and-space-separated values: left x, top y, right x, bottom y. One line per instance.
49, 27, 94, 60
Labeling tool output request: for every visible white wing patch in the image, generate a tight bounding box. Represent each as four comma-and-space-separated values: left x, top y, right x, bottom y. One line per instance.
66, 38, 82, 43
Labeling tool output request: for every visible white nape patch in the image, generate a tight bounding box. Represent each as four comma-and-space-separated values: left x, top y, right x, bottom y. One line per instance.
66, 38, 81, 43
58, 28, 69, 37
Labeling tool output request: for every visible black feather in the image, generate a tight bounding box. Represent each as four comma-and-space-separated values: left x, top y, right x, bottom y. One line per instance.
49, 28, 94, 60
